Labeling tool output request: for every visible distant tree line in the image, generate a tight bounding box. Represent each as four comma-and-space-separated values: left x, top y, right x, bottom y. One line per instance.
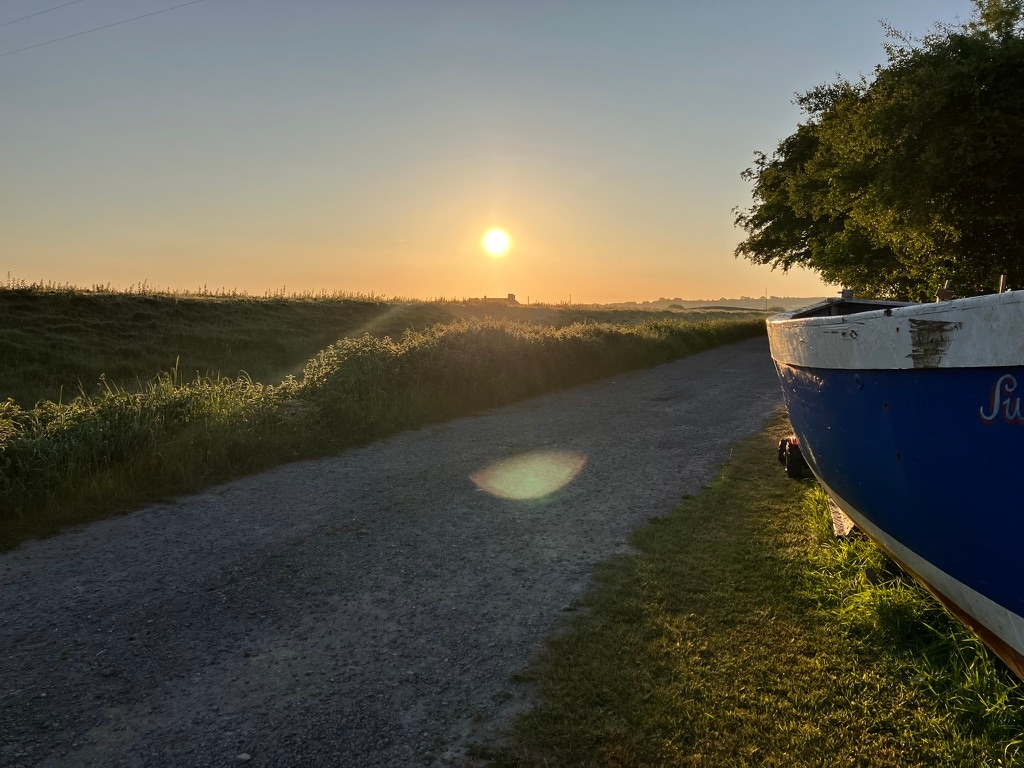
734, 0, 1024, 300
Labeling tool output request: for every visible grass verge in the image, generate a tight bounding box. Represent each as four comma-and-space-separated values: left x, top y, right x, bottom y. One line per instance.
490, 413, 1024, 767
0, 316, 762, 550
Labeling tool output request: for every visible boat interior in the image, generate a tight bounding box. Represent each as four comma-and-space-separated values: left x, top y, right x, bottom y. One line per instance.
790, 299, 915, 318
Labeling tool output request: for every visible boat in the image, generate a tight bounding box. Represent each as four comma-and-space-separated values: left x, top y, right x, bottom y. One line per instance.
767, 288, 1024, 679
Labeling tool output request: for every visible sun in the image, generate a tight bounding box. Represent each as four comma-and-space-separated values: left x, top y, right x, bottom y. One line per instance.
482, 227, 511, 256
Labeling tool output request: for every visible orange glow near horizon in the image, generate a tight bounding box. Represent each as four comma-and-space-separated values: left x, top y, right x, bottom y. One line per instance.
3, 203, 832, 303
1, 242, 834, 305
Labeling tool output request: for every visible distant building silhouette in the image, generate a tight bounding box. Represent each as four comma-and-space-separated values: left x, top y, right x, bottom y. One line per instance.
476, 293, 519, 305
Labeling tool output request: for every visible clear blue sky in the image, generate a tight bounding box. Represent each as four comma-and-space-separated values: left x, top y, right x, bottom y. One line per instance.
2, 0, 976, 301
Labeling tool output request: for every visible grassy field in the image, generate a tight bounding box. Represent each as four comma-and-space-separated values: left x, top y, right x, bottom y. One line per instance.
489, 414, 1024, 767
0, 286, 765, 550
0, 285, 759, 408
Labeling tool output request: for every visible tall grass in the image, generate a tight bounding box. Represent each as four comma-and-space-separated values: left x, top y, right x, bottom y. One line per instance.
4, 272, 404, 301
801, 487, 1024, 753
0, 316, 763, 548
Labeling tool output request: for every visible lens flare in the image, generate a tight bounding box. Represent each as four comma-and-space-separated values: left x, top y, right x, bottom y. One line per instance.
470, 450, 587, 500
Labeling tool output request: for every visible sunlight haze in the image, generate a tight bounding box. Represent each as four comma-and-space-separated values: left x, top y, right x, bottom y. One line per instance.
2, 0, 975, 302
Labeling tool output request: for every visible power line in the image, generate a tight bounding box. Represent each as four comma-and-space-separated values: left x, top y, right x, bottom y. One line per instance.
0, 0, 84, 29
0, 0, 208, 58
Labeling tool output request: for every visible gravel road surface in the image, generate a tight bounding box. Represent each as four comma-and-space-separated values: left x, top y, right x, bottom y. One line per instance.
1, 338, 781, 767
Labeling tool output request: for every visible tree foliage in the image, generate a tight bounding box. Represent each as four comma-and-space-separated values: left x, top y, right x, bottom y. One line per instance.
735, 0, 1024, 300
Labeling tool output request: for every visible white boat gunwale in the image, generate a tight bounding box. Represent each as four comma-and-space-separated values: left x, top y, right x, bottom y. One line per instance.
767, 289, 1024, 371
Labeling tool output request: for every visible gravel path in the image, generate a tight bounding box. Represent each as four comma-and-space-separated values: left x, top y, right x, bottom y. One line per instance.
0, 338, 781, 768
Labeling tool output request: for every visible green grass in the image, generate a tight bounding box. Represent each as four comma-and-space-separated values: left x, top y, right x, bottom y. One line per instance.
0, 285, 761, 408
0, 294, 764, 549
490, 414, 1024, 767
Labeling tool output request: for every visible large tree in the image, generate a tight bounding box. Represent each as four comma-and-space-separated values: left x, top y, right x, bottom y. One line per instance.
735, 0, 1024, 300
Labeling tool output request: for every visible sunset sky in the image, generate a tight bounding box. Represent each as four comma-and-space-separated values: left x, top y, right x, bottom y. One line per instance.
3, 0, 974, 303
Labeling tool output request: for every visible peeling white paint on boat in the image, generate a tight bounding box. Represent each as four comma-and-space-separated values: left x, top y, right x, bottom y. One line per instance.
768, 290, 1024, 370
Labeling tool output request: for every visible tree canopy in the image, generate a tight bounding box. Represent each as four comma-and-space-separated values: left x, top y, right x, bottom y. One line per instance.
735, 0, 1024, 300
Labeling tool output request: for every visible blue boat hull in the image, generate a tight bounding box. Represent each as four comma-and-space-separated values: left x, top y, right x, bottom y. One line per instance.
768, 291, 1024, 677
778, 362, 1024, 624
